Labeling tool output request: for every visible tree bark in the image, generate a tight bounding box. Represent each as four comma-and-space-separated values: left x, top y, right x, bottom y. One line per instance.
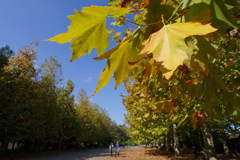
165, 131, 170, 155
58, 135, 62, 151
17, 141, 20, 150
201, 120, 217, 160
198, 131, 203, 149
153, 143, 156, 148
66, 140, 70, 148
173, 123, 180, 157
33, 140, 39, 152
0, 132, 9, 155
222, 140, 229, 156
11, 141, 16, 151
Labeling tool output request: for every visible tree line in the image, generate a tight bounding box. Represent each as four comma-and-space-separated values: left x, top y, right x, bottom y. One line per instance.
0, 43, 129, 156
122, 70, 240, 158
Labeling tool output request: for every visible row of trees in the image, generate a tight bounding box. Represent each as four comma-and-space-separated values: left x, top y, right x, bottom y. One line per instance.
122, 68, 240, 157
0, 43, 129, 156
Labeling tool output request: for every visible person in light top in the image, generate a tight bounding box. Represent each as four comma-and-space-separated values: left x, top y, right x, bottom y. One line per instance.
109, 142, 114, 157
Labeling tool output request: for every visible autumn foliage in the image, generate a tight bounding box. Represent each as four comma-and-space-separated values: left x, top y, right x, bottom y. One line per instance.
47, 0, 240, 158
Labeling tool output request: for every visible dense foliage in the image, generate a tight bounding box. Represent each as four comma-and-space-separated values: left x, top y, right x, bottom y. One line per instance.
0, 43, 129, 155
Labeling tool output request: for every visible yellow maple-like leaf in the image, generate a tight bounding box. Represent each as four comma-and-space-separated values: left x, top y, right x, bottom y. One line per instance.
93, 37, 139, 95
140, 22, 217, 79
47, 6, 130, 62
93, 60, 112, 96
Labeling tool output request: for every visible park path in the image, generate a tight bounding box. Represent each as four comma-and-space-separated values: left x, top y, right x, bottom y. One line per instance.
28, 146, 142, 160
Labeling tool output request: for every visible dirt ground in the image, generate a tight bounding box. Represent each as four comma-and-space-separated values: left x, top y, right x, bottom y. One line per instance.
1, 146, 239, 160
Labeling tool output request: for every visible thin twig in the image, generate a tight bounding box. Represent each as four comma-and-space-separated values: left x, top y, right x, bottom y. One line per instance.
124, 18, 162, 26
172, 0, 179, 5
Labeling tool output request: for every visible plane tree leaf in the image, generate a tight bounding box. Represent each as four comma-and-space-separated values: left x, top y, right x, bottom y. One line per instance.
93, 37, 139, 95
143, 0, 174, 40
185, 36, 217, 74
183, 0, 239, 34
140, 22, 217, 79
92, 60, 112, 96
155, 100, 174, 112
47, 6, 130, 61
212, 0, 239, 29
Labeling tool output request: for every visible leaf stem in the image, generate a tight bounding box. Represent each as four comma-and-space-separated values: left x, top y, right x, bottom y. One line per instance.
167, 7, 189, 22
172, 0, 179, 5
125, 19, 162, 26
108, 16, 162, 27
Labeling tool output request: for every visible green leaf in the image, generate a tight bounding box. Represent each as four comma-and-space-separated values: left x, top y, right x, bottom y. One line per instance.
156, 101, 165, 112
212, 75, 226, 89
185, 84, 198, 104
195, 36, 217, 58
212, 0, 239, 29
186, 36, 217, 74
182, 0, 192, 9
183, 0, 239, 34
197, 73, 216, 101
232, 110, 240, 121
111, 39, 139, 88
47, 6, 130, 61
132, 27, 144, 48
143, 0, 174, 40
182, 2, 212, 23
113, 32, 121, 41
223, 91, 235, 111
202, 101, 218, 118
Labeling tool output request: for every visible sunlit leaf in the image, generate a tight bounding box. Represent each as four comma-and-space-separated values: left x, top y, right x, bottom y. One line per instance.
47, 6, 130, 61
140, 22, 217, 79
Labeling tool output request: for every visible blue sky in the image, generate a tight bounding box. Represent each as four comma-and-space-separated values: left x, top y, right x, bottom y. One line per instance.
0, 0, 130, 125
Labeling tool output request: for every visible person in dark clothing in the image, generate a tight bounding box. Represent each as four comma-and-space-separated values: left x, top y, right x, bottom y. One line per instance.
115, 141, 120, 157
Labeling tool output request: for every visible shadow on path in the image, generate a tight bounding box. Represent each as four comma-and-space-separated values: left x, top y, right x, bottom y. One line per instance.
29, 147, 136, 160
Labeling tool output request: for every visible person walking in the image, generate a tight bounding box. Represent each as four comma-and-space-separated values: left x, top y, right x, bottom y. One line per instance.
109, 143, 114, 157
115, 141, 120, 157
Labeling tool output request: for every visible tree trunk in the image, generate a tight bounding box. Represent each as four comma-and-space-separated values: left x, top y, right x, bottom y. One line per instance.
222, 140, 229, 156
0, 133, 8, 155
163, 136, 166, 148
153, 143, 156, 148
17, 141, 20, 150
173, 123, 180, 157
66, 140, 70, 148
201, 120, 217, 160
33, 140, 39, 152
198, 131, 203, 149
58, 136, 62, 151
11, 141, 16, 151
165, 131, 170, 155
158, 142, 161, 149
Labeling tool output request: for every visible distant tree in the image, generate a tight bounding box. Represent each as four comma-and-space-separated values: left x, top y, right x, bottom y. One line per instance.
37, 56, 63, 147
56, 79, 76, 151
0, 43, 37, 154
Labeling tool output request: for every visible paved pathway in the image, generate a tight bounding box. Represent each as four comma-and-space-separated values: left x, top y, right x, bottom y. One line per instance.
29, 146, 142, 160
